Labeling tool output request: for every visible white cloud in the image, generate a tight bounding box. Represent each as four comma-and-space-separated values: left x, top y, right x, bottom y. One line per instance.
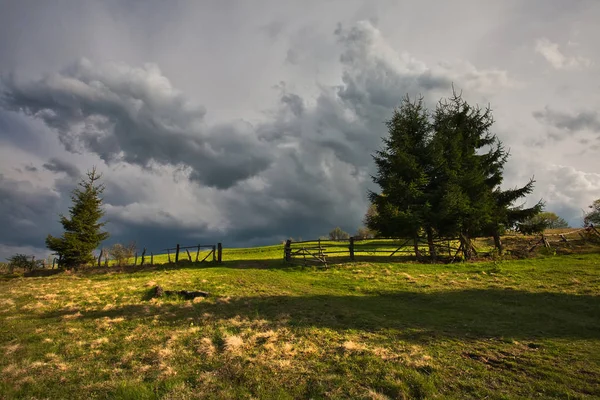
530, 164, 600, 227
534, 38, 591, 70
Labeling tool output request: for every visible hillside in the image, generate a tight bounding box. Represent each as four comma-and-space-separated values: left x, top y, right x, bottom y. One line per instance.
1, 253, 599, 399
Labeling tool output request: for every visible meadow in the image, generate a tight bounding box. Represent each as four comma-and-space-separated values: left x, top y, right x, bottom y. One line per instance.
1, 246, 599, 399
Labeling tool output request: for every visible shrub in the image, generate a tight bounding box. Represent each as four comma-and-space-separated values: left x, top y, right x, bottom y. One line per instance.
7, 254, 36, 272
0, 262, 11, 274
109, 242, 136, 266
355, 226, 375, 239
329, 227, 350, 241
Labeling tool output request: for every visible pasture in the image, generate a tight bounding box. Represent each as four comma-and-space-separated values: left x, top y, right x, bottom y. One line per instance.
1, 249, 599, 399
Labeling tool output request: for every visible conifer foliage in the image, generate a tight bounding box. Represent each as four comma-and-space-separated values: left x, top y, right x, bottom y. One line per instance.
46, 167, 109, 268
367, 91, 542, 258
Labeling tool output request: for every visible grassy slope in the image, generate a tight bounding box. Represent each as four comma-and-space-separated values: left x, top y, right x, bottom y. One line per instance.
126, 228, 598, 267
1, 251, 599, 399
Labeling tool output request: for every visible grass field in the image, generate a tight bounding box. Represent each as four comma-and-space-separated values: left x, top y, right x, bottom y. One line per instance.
1, 249, 599, 399
113, 228, 599, 268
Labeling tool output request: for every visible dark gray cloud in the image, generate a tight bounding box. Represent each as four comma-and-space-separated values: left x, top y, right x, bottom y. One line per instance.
0, 174, 62, 259
43, 158, 80, 178
0, 59, 274, 189
534, 107, 600, 134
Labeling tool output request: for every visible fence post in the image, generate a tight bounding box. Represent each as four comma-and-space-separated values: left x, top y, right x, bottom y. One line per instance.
141, 248, 146, 266
196, 245, 200, 262
284, 240, 292, 262
212, 245, 216, 262
134, 252, 138, 266
186, 249, 192, 261
150, 252, 154, 265
349, 237, 355, 261
175, 244, 180, 263
217, 243, 222, 263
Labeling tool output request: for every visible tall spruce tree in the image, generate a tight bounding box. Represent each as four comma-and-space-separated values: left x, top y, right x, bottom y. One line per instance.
46, 167, 109, 268
368, 90, 541, 259
367, 95, 436, 257
430, 91, 541, 257
429, 92, 498, 257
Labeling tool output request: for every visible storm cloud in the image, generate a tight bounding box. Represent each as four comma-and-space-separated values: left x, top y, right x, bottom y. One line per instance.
1, 59, 273, 189
534, 107, 600, 134
0, 1, 599, 259
43, 158, 80, 178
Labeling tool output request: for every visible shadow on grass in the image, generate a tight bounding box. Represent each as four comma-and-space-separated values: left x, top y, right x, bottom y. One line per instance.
41, 289, 600, 341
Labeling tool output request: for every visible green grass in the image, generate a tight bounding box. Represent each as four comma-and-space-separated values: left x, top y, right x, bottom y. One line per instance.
1, 252, 599, 399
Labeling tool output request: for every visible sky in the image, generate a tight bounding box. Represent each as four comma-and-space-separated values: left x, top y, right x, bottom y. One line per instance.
1, 0, 599, 260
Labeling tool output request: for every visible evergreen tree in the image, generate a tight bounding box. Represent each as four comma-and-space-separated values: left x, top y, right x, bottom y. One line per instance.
368, 90, 541, 259
487, 180, 544, 252
429, 91, 542, 257
515, 211, 569, 235
367, 95, 436, 256
46, 167, 109, 268
429, 92, 499, 257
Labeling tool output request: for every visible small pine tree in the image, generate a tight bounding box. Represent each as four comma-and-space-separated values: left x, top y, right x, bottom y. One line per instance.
46, 167, 109, 268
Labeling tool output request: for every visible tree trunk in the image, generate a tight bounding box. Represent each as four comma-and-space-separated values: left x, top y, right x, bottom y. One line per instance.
493, 232, 503, 255
426, 227, 436, 261
460, 233, 472, 260
413, 236, 421, 260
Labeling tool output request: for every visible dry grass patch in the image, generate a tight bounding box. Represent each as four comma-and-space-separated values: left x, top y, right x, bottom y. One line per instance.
366, 389, 392, 400
341, 340, 367, 353
223, 335, 244, 354
62, 311, 83, 320
0, 298, 16, 308
91, 337, 110, 348
4, 343, 21, 355
197, 337, 216, 356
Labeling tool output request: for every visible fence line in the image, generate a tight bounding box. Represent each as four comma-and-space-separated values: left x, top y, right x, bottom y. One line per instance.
283, 237, 464, 267
96, 242, 223, 267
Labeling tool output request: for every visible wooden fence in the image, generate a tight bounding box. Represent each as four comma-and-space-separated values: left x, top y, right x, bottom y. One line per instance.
283, 225, 600, 266
283, 237, 464, 267
526, 225, 600, 252
95, 242, 223, 267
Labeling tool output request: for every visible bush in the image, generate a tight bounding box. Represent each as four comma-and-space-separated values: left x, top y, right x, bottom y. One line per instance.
109, 242, 136, 266
7, 254, 37, 272
355, 226, 375, 239
329, 227, 350, 241
0, 262, 11, 274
